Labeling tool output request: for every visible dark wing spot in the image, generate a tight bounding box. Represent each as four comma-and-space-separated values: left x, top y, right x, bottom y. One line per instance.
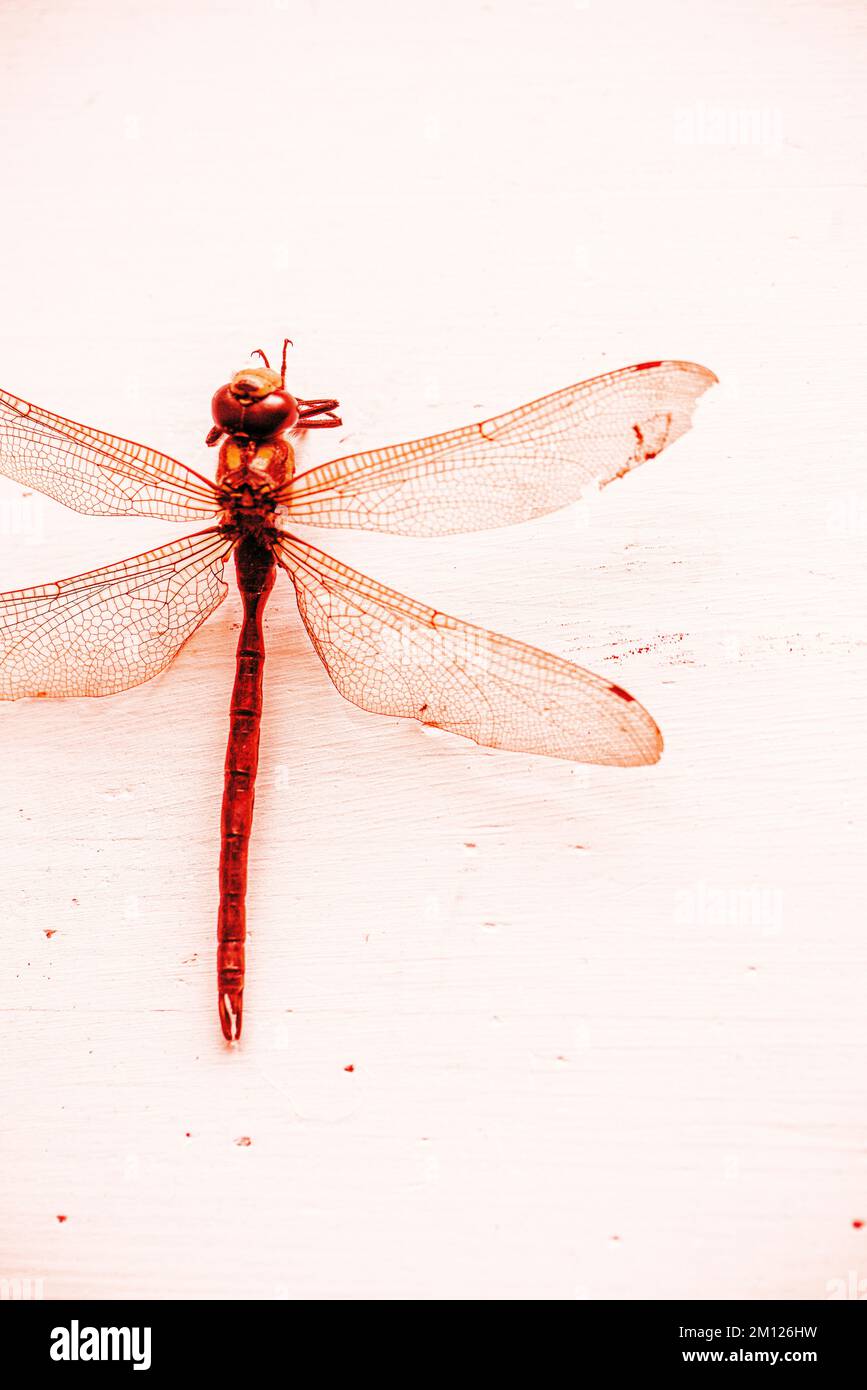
609, 683, 635, 703
634, 361, 662, 371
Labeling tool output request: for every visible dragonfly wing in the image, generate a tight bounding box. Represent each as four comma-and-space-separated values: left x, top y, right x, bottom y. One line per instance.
277, 534, 662, 765
0, 530, 233, 698
0, 386, 222, 520
283, 360, 716, 536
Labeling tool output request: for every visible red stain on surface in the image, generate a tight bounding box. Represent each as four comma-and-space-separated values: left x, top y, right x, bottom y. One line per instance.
607, 646, 650, 661
853, 1219, 864, 1229
344, 1064, 355, 1073
45, 929, 56, 938
234, 1136, 252, 1147
56, 1214, 67, 1223
605, 634, 686, 663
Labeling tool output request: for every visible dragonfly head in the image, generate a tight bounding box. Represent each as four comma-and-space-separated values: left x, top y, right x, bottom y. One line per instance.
212, 366, 300, 440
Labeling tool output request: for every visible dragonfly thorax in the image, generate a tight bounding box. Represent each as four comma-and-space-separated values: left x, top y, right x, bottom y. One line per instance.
216, 435, 295, 534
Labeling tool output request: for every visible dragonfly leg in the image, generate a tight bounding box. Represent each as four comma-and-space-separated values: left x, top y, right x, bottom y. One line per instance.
296, 398, 342, 429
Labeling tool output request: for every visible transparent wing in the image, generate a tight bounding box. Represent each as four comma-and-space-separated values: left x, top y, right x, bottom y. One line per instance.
0, 386, 222, 520
283, 360, 716, 536
0, 530, 233, 698
278, 533, 662, 765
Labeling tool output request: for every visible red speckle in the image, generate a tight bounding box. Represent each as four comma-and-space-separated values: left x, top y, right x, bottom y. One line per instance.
45, 930, 56, 938
234, 1136, 252, 1147
853, 1219, 864, 1229
56, 1214, 67, 1223
184, 1131, 191, 1139
344, 1064, 355, 1073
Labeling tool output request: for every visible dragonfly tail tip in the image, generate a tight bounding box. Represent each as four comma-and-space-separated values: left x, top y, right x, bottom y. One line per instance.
219, 991, 243, 1043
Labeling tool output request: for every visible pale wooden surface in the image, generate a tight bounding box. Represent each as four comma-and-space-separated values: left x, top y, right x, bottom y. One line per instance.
1, 0, 865, 1301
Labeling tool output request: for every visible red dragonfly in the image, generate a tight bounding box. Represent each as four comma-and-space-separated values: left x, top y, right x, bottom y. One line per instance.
0, 345, 715, 1041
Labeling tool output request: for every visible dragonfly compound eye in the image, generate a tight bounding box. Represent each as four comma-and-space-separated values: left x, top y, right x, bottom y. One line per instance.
211, 377, 300, 439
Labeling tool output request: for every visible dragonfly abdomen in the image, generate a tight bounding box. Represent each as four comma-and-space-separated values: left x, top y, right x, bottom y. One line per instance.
217, 536, 276, 1042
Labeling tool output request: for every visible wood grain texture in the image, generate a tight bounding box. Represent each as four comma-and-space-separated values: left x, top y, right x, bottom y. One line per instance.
0, 0, 865, 1301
